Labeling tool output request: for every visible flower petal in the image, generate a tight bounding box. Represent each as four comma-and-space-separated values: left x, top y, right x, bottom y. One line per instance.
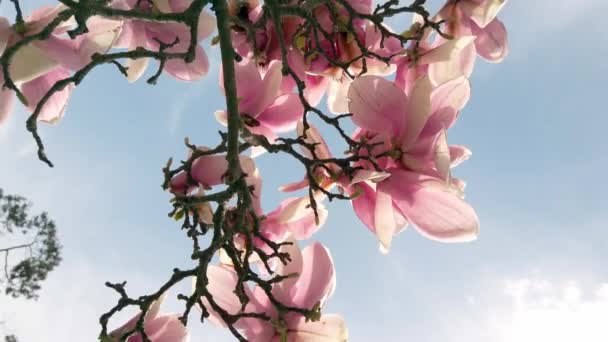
144, 20, 209, 81
214, 110, 228, 126
373, 183, 400, 253
0, 18, 10, 55
351, 182, 378, 234
297, 121, 332, 160
27, 4, 72, 34
227, 59, 283, 116
165, 45, 210, 81
79, 17, 123, 59
119, 22, 150, 82
256, 94, 303, 132
167, 0, 191, 12
449, 145, 472, 167
109, 295, 166, 339
126, 56, 150, 83
385, 170, 479, 242
204, 265, 247, 327
430, 76, 471, 114
201, 268, 273, 338
460, 0, 507, 28
350, 0, 372, 14
255, 60, 283, 113
10, 44, 59, 84
264, 197, 327, 241
401, 75, 434, 148
228, 58, 262, 114
152, 0, 173, 12
419, 36, 476, 65
271, 239, 304, 302
114, 20, 136, 49
428, 41, 476, 85
240, 155, 264, 214
288, 204, 327, 239
279, 178, 309, 192
327, 79, 350, 114
246, 123, 278, 158
434, 129, 451, 181
277, 194, 325, 224
0, 78, 14, 125
473, 18, 509, 63
349, 169, 391, 186
33, 36, 83, 71
290, 242, 336, 309
22, 68, 73, 124
394, 57, 426, 94
144, 315, 189, 342
170, 153, 229, 194
197, 10, 217, 40
304, 75, 330, 107
288, 314, 349, 341
348, 75, 407, 136
418, 107, 458, 139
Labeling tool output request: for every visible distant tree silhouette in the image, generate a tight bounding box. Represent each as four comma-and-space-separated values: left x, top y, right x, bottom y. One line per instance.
0, 189, 62, 341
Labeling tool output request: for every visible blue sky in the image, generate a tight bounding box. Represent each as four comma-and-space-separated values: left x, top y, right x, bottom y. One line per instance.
1, 0, 608, 341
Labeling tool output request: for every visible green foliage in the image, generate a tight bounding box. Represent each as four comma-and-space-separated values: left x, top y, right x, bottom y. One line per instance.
0, 189, 62, 300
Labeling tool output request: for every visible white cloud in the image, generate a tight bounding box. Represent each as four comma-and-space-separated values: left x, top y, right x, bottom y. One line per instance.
443, 276, 608, 342
500, 278, 608, 342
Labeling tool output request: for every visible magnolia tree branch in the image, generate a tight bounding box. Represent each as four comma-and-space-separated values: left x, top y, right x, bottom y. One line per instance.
214, 0, 243, 182
0, 0, 509, 339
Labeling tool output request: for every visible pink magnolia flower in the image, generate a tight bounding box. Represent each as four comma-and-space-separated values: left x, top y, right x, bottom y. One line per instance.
227, 0, 393, 114
261, 195, 328, 242
205, 241, 348, 341
226, 4, 323, 109
109, 295, 188, 342
286, 123, 392, 194
170, 146, 324, 243
237, 0, 392, 114
215, 58, 304, 157
113, 0, 216, 82
429, 0, 508, 84
275, 49, 330, 108
279, 122, 389, 229
455, 0, 508, 29
289, 20, 401, 113
318, 23, 402, 113
217, 197, 328, 267
170, 146, 263, 214
347, 75, 479, 252
279, 122, 338, 194
0, 5, 121, 124
230, 0, 298, 66
393, 16, 476, 92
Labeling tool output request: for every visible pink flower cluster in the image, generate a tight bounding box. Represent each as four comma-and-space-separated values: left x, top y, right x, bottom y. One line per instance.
1, 0, 509, 340
0, 0, 215, 124
213, 0, 508, 253
0, 4, 121, 123
108, 295, 188, 342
